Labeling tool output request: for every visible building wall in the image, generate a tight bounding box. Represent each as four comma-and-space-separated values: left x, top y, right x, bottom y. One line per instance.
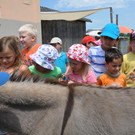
41, 20, 86, 52
0, 0, 42, 43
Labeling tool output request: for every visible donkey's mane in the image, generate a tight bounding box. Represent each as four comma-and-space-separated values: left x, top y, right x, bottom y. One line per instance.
0, 75, 69, 107
9, 74, 132, 89
0, 74, 134, 108
10, 74, 68, 86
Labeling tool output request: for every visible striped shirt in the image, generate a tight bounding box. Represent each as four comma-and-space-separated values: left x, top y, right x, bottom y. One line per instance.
88, 45, 107, 77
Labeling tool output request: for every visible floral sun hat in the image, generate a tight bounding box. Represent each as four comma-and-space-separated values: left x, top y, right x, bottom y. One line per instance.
30, 44, 58, 70
67, 44, 90, 65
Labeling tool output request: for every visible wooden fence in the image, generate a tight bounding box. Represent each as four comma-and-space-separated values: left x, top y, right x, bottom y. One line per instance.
41, 20, 86, 52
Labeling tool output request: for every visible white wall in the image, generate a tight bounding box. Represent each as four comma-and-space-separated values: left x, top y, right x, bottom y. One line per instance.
0, 0, 42, 43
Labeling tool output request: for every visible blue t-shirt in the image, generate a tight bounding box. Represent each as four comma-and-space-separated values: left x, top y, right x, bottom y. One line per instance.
55, 51, 69, 74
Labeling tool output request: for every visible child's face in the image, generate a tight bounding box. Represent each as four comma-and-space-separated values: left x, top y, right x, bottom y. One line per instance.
86, 42, 96, 49
51, 43, 62, 51
0, 47, 16, 69
101, 36, 117, 50
105, 58, 122, 75
33, 61, 51, 73
19, 32, 35, 49
69, 58, 84, 74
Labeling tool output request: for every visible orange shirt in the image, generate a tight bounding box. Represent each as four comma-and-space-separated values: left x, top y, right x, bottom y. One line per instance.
21, 44, 40, 67
97, 72, 127, 87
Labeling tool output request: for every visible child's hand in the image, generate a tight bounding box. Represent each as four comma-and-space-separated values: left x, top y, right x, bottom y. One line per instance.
62, 73, 67, 80
57, 77, 68, 85
57, 77, 63, 82
68, 80, 75, 84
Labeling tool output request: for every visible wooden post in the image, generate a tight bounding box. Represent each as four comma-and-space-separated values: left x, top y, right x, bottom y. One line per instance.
116, 14, 118, 25
110, 7, 113, 23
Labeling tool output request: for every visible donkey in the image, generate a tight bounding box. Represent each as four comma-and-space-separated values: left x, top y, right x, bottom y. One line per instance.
0, 80, 135, 135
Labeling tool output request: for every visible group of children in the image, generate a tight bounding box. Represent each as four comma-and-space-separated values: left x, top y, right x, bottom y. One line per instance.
0, 22, 135, 135
0, 23, 135, 89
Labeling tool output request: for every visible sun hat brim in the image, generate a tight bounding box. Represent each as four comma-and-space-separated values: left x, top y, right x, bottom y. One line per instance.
67, 53, 90, 65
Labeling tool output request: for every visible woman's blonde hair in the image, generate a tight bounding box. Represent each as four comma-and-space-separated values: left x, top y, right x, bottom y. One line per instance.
0, 36, 22, 71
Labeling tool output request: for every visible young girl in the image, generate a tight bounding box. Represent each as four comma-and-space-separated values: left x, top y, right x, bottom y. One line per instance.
29, 44, 62, 80
0, 36, 31, 77
66, 44, 97, 85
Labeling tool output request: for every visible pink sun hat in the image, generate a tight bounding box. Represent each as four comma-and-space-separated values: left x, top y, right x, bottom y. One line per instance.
67, 44, 90, 65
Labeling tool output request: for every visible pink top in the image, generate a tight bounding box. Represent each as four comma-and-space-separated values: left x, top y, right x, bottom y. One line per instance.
66, 69, 97, 84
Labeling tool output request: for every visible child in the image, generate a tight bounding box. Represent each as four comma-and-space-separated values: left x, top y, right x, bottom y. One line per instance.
66, 44, 97, 85
18, 24, 40, 67
29, 44, 62, 80
121, 30, 135, 87
97, 48, 126, 87
50, 37, 69, 74
0, 36, 31, 77
82, 35, 99, 49
88, 23, 120, 77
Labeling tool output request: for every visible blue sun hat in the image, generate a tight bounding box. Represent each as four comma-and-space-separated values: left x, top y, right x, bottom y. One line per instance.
0, 72, 10, 86
30, 44, 58, 70
0, 72, 10, 135
0, 131, 8, 134
100, 23, 120, 39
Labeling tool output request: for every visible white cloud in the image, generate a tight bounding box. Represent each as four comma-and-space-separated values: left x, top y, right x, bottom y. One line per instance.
55, 0, 134, 9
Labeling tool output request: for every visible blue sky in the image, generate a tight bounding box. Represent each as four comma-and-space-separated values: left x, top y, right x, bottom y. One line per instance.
40, 0, 135, 31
